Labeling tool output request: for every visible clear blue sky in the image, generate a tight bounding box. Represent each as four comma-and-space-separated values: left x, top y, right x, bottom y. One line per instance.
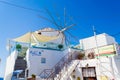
0, 0, 120, 77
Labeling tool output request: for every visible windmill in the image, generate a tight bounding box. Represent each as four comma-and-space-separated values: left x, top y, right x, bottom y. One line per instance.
38, 8, 79, 46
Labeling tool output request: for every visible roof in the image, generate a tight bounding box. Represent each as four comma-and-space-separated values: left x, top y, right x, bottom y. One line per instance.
13, 32, 60, 43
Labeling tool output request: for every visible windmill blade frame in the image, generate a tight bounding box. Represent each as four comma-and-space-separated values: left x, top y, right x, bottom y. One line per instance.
45, 8, 61, 29
38, 8, 79, 46
65, 30, 79, 42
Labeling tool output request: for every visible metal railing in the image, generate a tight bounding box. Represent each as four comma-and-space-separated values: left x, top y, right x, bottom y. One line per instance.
39, 52, 73, 80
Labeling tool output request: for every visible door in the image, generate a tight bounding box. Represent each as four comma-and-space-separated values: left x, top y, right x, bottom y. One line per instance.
82, 67, 97, 80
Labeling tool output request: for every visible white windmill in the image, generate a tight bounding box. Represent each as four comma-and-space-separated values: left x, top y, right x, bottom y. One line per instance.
38, 8, 79, 46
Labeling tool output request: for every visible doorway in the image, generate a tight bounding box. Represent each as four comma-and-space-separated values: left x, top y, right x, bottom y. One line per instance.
82, 67, 97, 80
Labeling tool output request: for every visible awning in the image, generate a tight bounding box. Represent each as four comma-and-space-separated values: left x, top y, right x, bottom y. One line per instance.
13, 32, 60, 43
13, 70, 23, 75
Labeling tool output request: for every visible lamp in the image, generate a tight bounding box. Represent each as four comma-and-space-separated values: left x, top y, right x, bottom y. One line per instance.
85, 63, 89, 68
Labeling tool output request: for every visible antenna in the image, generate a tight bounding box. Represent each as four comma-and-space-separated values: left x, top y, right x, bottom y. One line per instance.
93, 26, 99, 58
93, 26, 102, 79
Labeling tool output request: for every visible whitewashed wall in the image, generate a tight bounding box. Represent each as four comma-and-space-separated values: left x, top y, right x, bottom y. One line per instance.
36, 29, 65, 45
26, 47, 68, 77
80, 33, 117, 50
4, 50, 18, 80
112, 55, 120, 80
74, 57, 120, 80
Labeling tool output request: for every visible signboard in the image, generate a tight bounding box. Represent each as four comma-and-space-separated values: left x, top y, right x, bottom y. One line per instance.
30, 50, 42, 56
95, 44, 116, 56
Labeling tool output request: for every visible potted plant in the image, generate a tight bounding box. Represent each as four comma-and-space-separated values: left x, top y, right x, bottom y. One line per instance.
58, 44, 63, 49
16, 44, 22, 51
77, 53, 85, 60
77, 77, 81, 80
31, 74, 36, 80
88, 52, 95, 59
72, 75, 76, 78
27, 74, 36, 80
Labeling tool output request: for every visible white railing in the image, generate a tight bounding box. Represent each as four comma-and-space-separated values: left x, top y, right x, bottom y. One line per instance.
54, 60, 79, 80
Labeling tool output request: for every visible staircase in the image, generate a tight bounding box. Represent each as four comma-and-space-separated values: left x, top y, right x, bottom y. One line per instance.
13, 56, 27, 78
39, 51, 79, 80
54, 60, 79, 80
98, 57, 115, 80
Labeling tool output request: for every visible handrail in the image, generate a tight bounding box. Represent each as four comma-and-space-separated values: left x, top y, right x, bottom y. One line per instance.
60, 60, 79, 80
39, 52, 73, 80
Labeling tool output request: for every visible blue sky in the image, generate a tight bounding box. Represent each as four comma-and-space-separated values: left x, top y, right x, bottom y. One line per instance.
0, 0, 120, 77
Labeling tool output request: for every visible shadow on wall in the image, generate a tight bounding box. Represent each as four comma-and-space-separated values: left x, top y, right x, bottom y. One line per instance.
113, 55, 120, 78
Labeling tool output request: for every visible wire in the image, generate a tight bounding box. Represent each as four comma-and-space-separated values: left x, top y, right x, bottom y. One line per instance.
0, 0, 44, 13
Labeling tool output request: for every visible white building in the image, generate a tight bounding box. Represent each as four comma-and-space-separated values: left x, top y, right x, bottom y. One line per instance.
69, 33, 120, 80
4, 28, 75, 80
69, 56, 120, 80
4, 31, 120, 80
80, 33, 117, 50
26, 47, 69, 77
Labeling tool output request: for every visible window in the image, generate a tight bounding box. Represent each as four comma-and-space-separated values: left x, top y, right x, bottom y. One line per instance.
41, 58, 46, 63
82, 67, 96, 77
39, 52, 41, 55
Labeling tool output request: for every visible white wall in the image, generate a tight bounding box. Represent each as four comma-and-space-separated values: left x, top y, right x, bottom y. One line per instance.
112, 55, 120, 80
26, 47, 68, 77
74, 57, 119, 80
36, 28, 65, 45
4, 50, 18, 80
80, 33, 117, 50
42, 31, 65, 44
105, 34, 117, 44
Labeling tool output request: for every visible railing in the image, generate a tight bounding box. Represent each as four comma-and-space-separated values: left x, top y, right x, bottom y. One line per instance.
38, 44, 118, 80
83, 44, 117, 59
39, 44, 116, 79
32, 42, 65, 51
57, 60, 79, 80
39, 52, 73, 80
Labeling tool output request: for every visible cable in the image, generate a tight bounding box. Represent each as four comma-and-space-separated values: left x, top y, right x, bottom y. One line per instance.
0, 0, 44, 13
